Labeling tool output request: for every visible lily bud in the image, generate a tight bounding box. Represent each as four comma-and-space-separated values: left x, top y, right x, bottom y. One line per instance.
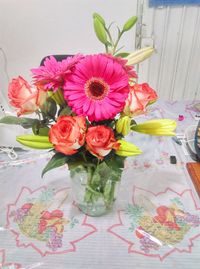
93, 17, 107, 45
116, 140, 142, 157
116, 116, 131, 136
48, 88, 66, 106
93, 12, 106, 27
126, 47, 155, 65
131, 119, 177, 136
122, 16, 138, 32
16, 135, 53, 149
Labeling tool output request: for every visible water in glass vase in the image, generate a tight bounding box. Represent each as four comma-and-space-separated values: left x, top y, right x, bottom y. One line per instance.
70, 163, 121, 217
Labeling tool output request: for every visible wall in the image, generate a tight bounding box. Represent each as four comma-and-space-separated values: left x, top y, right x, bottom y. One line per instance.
0, 0, 137, 111
0, 0, 200, 107
137, 0, 200, 100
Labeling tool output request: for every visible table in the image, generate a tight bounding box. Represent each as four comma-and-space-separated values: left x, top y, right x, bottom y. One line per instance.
0, 101, 200, 269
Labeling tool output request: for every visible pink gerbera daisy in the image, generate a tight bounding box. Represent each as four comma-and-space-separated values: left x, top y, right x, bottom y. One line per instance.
31, 54, 83, 91
105, 54, 137, 78
64, 54, 130, 122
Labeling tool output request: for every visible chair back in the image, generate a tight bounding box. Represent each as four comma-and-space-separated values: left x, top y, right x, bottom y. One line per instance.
40, 55, 73, 66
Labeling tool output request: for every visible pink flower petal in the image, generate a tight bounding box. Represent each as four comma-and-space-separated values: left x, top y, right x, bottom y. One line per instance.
64, 54, 130, 121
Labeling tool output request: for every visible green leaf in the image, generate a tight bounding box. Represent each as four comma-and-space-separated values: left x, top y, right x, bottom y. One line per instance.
58, 106, 72, 116
42, 152, 69, 177
32, 120, 50, 136
122, 16, 137, 32
115, 52, 130, 58
41, 98, 57, 118
32, 125, 50, 136
38, 126, 50, 136
131, 119, 137, 126
0, 116, 40, 129
105, 153, 126, 171
93, 17, 107, 44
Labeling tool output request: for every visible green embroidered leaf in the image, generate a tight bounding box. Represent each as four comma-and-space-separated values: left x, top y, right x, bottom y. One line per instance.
125, 204, 144, 220
38, 188, 55, 202
42, 152, 69, 177
70, 216, 79, 228
0, 116, 40, 129
128, 222, 136, 232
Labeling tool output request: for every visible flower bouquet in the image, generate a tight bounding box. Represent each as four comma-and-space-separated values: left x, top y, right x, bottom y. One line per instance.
0, 13, 176, 216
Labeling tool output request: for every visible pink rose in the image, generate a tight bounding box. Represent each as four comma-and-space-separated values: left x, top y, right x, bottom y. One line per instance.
86, 125, 119, 160
8, 76, 46, 116
124, 83, 158, 116
49, 116, 86, 155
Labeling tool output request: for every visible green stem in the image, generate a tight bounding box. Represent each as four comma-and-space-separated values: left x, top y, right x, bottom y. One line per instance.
86, 185, 101, 196
103, 179, 117, 208
113, 31, 124, 54
105, 28, 114, 46
87, 166, 93, 185
105, 44, 108, 53
36, 110, 42, 121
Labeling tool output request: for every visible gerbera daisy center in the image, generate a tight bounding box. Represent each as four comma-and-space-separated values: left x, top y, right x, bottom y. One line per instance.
85, 77, 109, 100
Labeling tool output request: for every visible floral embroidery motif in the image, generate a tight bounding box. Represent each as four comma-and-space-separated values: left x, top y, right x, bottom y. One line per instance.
10, 203, 68, 251
108, 187, 200, 260
7, 186, 97, 256
127, 201, 199, 254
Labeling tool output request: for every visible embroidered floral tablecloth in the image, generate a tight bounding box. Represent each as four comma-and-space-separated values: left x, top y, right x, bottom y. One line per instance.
0, 101, 200, 269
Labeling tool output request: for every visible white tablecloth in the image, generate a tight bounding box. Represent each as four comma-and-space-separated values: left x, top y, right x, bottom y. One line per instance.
0, 100, 200, 269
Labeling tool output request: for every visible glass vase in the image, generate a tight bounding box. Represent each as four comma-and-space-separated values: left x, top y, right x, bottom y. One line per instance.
69, 163, 121, 217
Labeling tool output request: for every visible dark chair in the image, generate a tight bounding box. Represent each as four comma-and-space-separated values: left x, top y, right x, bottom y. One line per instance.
40, 55, 73, 66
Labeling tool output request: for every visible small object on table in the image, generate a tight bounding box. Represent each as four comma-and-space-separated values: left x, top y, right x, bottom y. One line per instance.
194, 114, 200, 121
170, 155, 177, 164
172, 136, 182, 145
178, 115, 184, 121
194, 103, 200, 112
0, 146, 18, 160
194, 120, 200, 161
186, 162, 200, 197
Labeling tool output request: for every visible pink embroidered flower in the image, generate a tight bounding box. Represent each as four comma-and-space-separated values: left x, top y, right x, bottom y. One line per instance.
31, 54, 83, 91
124, 83, 158, 116
8, 76, 47, 116
64, 54, 130, 122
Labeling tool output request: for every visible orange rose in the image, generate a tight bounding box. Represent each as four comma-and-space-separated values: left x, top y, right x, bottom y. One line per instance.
49, 116, 86, 155
86, 125, 119, 159
124, 83, 157, 116
8, 76, 46, 116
